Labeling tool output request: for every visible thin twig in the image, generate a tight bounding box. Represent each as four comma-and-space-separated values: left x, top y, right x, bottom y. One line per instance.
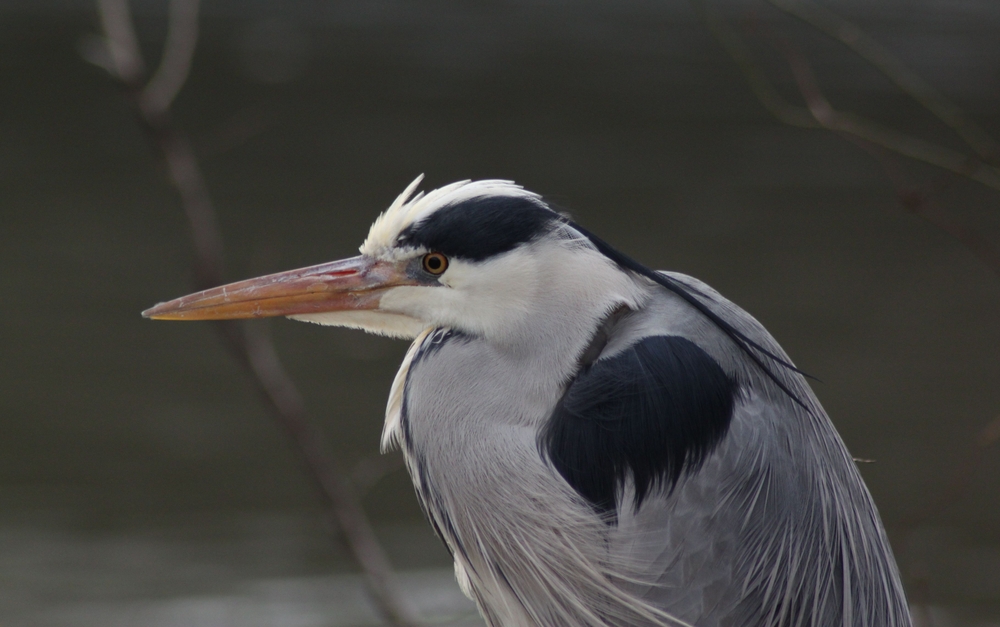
750, 4, 1000, 521
762, 20, 1000, 280
92, 1, 418, 624
764, 0, 1000, 165
141, 0, 200, 117
223, 322, 417, 625
692, 0, 1000, 192
690, 0, 818, 128
696, 2, 1000, 611
778, 34, 1000, 192
96, 0, 145, 82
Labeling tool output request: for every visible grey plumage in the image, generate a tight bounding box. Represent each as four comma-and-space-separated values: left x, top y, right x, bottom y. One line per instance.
145, 178, 912, 627
396, 267, 909, 626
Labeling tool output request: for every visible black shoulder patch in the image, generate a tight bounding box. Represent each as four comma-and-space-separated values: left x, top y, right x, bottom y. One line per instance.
397, 195, 558, 261
541, 335, 738, 521
568, 221, 813, 412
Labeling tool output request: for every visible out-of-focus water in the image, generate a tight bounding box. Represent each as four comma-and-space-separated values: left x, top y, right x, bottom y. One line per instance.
0, 513, 481, 626
3, 1, 1000, 624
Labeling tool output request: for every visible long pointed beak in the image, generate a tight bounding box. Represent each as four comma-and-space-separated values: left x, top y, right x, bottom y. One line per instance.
142, 256, 415, 321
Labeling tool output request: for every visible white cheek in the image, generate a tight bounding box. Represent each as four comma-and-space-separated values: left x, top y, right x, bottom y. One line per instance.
444, 257, 538, 327
377, 285, 443, 321
378, 254, 539, 338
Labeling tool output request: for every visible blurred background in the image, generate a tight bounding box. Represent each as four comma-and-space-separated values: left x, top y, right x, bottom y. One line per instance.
3, 0, 999, 625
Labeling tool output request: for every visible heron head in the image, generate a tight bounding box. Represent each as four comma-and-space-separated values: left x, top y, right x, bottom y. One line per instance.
143, 176, 643, 343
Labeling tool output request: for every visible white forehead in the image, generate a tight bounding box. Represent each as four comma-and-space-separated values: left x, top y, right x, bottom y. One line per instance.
360, 175, 543, 259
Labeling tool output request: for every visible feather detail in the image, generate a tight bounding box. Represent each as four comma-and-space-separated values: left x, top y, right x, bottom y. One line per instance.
381, 327, 433, 452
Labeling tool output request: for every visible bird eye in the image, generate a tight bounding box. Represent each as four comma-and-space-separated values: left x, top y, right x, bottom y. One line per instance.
422, 252, 449, 275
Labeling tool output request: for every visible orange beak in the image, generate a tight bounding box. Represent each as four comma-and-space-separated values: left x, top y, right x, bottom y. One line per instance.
142, 256, 416, 321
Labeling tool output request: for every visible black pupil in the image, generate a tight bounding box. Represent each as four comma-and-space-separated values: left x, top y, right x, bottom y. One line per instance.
427, 256, 442, 271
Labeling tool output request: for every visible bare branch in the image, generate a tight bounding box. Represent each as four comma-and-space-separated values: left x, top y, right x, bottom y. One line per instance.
690, 0, 818, 128
96, 0, 145, 82
156, 130, 225, 287
692, 0, 1000, 192
745, 4, 1000, 278
141, 0, 200, 117
781, 44, 1000, 192
699, 2, 1000, 616
764, 0, 1000, 165
230, 322, 418, 625
93, 2, 419, 624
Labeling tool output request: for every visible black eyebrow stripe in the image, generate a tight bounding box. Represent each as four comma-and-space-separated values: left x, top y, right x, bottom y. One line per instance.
397, 195, 559, 261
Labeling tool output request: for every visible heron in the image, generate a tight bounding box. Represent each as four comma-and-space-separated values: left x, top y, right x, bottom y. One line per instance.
143, 177, 912, 627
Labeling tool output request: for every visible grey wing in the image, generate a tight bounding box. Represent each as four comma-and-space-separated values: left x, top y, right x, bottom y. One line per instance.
585, 277, 911, 627
608, 391, 823, 626
616, 390, 910, 627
